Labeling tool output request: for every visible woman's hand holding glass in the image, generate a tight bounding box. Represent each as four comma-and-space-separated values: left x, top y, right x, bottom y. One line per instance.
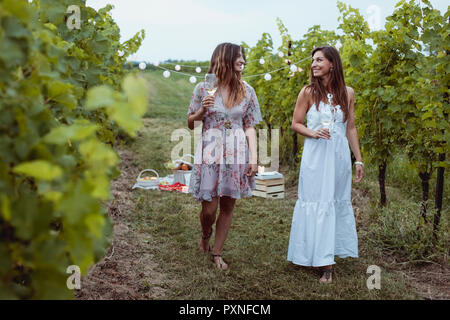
315, 106, 332, 140
201, 95, 215, 112
202, 73, 218, 113
314, 127, 331, 140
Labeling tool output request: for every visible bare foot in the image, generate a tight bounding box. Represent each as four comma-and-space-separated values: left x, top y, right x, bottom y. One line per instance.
197, 238, 210, 253
319, 267, 333, 284
197, 229, 212, 253
212, 254, 228, 270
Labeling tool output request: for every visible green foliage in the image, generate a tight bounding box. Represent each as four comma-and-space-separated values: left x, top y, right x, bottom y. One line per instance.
244, 0, 448, 171
244, 20, 339, 133
244, 0, 448, 244
243, 19, 339, 165
0, 0, 147, 299
352, 0, 449, 175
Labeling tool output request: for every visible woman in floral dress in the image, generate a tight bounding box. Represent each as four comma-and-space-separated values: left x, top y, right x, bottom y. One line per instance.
187, 43, 262, 270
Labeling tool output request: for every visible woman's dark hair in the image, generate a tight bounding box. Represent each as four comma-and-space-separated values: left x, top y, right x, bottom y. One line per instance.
307, 46, 349, 122
207, 43, 246, 108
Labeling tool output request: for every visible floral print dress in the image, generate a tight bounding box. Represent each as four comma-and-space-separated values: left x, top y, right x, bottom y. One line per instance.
187, 81, 262, 202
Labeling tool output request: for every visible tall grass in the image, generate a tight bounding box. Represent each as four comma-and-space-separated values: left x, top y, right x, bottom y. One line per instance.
358, 154, 449, 263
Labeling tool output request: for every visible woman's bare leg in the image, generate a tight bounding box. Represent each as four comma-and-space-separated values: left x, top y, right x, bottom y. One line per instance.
212, 196, 236, 269
198, 197, 219, 253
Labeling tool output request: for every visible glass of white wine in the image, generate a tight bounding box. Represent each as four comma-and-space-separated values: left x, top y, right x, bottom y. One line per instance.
204, 73, 217, 112
320, 104, 333, 138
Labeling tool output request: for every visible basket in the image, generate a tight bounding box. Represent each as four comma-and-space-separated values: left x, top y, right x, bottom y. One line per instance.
135, 169, 160, 188
173, 154, 193, 185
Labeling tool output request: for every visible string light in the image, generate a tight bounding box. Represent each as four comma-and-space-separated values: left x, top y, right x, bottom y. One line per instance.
151, 51, 289, 75
139, 62, 146, 70
157, 51, 286, 70
159, 62, 207, 68
147, 54, 311, 82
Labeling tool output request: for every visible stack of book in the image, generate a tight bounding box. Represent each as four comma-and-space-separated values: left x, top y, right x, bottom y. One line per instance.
253, 171, 284, 199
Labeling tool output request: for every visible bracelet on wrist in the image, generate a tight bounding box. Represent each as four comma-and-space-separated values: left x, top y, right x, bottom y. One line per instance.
355, 161, 364, 167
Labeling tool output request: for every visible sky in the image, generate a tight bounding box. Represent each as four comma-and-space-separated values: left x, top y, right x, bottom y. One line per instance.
86, 0, 448, 63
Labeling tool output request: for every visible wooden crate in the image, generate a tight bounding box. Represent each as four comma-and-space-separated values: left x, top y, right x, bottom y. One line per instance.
254, 177, 284, 199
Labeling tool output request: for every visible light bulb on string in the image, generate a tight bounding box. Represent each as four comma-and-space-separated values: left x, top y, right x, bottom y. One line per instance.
139, 62, 146, 70
153, 51, 311, 82
118, 50, 124, 57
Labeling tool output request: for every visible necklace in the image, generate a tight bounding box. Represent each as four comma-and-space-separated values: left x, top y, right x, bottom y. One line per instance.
218, 88, 232, 129
327, 93, 337, 120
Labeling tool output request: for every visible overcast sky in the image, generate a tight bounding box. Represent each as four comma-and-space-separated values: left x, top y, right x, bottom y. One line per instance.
86, 0, 448, 63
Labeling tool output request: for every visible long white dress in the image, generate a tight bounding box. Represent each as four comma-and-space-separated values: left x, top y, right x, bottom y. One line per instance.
287, 101, 358, 267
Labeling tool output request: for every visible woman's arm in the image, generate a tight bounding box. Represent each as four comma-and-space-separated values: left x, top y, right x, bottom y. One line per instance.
187, 95, 215, 130
244, 126, 258, 176
187, 106, 206, 130
345, 87, 364, 183
245, 127, 257, 164
291, 87, 329, 139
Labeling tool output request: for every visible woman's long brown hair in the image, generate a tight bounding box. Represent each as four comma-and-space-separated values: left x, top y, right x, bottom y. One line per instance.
207, 43, 246, 109
306, 46, 349, 122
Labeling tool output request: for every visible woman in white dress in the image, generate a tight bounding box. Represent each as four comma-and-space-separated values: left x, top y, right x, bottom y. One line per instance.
287, 46, 364, 283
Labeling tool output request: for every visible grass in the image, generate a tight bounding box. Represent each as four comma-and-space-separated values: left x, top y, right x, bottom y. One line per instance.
121, 70, 448, 299
356, 162, 449, 264
141, 69, 197, 120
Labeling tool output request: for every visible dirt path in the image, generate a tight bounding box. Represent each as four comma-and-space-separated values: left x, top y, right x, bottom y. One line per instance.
75, 148, 167, 300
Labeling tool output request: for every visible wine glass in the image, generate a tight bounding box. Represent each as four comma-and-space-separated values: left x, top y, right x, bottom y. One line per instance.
204, 73, 217, 111
320, 105, 333, 131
